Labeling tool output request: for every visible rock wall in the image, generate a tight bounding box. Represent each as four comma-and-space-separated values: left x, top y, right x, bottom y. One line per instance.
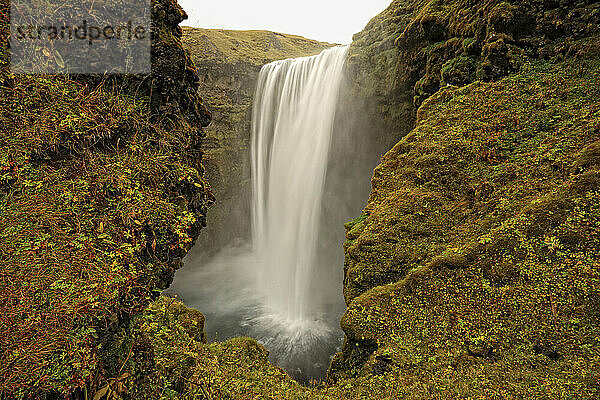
347, 0, 600, 141
0, 0, 214, 396
329, 0, 600, 396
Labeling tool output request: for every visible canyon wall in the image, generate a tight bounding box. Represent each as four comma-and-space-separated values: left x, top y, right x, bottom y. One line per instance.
329, 0, 600, 397
0, 0, 213, 396
3, 0, 600, 398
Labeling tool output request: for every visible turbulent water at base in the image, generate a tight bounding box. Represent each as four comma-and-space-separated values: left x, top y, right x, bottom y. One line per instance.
168, 46, 350, 382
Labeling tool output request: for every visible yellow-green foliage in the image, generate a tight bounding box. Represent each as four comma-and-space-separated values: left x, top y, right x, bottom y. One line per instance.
105, 297, 310, 399
183, 27, 332, 67
0, 71, 211, 397
0, 1, 212, 395
333, 42, 600, 397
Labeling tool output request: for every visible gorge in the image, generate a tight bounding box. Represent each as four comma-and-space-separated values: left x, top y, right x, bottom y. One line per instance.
2, 0, 600, 398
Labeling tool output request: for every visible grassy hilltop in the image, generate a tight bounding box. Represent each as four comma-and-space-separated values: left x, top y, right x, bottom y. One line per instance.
183, 27, 333, 66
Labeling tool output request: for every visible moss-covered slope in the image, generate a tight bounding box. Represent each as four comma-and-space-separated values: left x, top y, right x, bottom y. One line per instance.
330, 0, 600, 397
0, 0, 213, 397
331, 52, 600, 398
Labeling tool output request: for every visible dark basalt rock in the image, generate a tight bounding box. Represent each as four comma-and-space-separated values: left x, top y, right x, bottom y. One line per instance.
149, 0, 212, 130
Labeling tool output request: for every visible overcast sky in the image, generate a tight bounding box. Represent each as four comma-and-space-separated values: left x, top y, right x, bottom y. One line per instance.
177, 0, 392, 44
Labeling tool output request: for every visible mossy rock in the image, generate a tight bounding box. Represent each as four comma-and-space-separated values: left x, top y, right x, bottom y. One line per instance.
0, 0, 214, 396
333, 42, 600, 397
441, 55, 478, 86
348, 0, 600, 137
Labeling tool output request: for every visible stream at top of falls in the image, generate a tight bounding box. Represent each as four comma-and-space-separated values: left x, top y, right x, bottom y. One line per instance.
168, 46, 353, 382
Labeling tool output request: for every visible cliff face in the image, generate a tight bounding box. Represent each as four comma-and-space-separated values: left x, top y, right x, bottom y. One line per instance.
343, 0, 600, 305
181, 28, 331, 253
122, 3, 600, 398
329, 0, 600, 397
347, 0, 600, 140
0, 0, 213, 397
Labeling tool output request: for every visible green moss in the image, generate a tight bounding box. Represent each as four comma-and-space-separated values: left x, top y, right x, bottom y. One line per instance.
0, 72, 212, 397
4, 0, 600, 398
572, 140, 600, 173
333, 42, 600, 397
440, 55, 478, 85
103, 296, 312, 399
344, 215, 369, 238
0, 0, 213, 396
183, 27, 333, 67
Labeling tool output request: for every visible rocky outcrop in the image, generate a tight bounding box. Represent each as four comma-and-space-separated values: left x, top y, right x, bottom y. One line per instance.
347, 0, 600, 141
148, 0, 212, 131
0, 0, 213, 397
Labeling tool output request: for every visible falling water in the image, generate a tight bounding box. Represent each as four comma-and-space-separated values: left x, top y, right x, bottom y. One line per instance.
168, 46, 350, 381
251, 45, 349, 323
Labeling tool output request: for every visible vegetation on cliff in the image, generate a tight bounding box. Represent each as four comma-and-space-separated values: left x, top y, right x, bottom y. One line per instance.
3, 0, 600, 398
331, 0, 600, 397
0, 0, 213, 397
114, 1, 600, 398
331, 51, 600, 398
348, 0, 600, 139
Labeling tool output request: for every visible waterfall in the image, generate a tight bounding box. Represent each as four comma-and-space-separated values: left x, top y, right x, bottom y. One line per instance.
168, 46, 351, 382
251, 45, 349, 323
